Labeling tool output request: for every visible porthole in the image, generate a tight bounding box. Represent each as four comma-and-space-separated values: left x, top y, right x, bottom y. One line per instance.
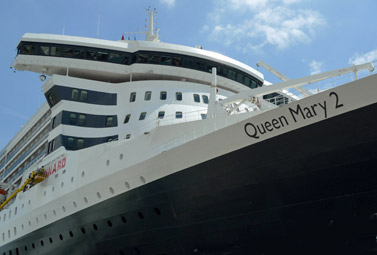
44, 191, 46, 196
44, 213, 47, 220
52, 186, 55, 192
71, 177, 74, 182
21, 224, 24, 229
49, 237, 53, 243
121, 216, 127, 223
61, 182, 64, 188
59, 234, 63, 240
109, 187, 114, 194
41, 240, 44, 246
84, 197, 88, 204
138, 212, 144, 219
93, 224, 98, 231
22, 204, 24, 209
36, 217, 39, 223
28, 200, 31, 205
55, 174, 59, 178
73, 201, 77, 208
106, 160, 110, 166
28, 221, 31, 226
24, 246, 27, 251
119, 154, 123, 160
125, 182, 130, 189
69, 231, 74, 238
81, 228, 86, 234
81, 171, 85, 178
63, 170, 66, 174
32, 243, 35, 249
97, 192, 101, 199
53, 210, 57, 216
107, 220, 112, 227
140, 176, 146, 184
62, 206, 66, 212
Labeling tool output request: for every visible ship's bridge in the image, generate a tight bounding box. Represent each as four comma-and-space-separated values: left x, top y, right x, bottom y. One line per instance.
12, 33, 264, 92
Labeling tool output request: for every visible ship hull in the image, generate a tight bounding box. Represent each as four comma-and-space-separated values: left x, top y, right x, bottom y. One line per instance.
2, 96, 377, 254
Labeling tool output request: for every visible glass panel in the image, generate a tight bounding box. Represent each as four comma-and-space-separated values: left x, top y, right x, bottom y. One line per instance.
244, 76, 251, 87
62, 48, 74, 57
172, 57, 182, 66
69, 113, 77, 125
76, 139, 84, 150
80, 90, 88, 102
149, 55, 160, 64
161, 56, 172, 65
158, 111, 165, 119
106, 116, 114, 127
126, 134, 131, 139
72, 89, 79, 100
48, 93, 56, 106
78, 114, 86, 126
124, 114, 131, 124
97, 51, 108, 61
201, 114, 207, 119
202, 95, 209, 104
52, 117, 56, 129
251, 80, 257, 89
160, 91, 167, 100
144, 91, 152, 101
176, 92, 182, 101
228, 69, 236, 80
193, 94, 200, 103
237, 73, 244, 83
139, 112, 147, 120
86, 50, 96, 60
50, 46, 61, 57
108, 53, 128, 64
39, 46, 50, 56
138, 53, 149, 63
22, 45, 34, 55
176, 112, 183, 119
73, 49, 85, 59
67, 137, 75, 150
130, 92, 136, 102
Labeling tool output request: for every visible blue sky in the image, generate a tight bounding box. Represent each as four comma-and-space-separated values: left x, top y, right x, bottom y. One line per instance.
0, 0, 377, 149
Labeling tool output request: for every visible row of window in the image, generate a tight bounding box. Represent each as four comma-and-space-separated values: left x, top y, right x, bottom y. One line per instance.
45, 85, 117, 108
124, 111, 207, 123
51, 111, 117, 130
47, 135, 118, 153
18, 41, 263, 89
129, 91, 209, 104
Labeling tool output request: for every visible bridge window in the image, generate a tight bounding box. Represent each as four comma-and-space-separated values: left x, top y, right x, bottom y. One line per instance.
106, 116, 114, 127
160, 91, 167, 100
47, 92, 56, 106
176, 92, 182, 101
78, 114, 86, 126
39, 46, 50, 55
72, 89, 79, 100
67, 137, 75, 150
76, 139, 84, 150
144, 91, 152, 101
80, 90, 88, 102
130, 92, 136, 102
69, 113, 77, 125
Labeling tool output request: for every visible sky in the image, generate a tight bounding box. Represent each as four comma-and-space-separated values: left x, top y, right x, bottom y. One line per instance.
0, 0, 377, 150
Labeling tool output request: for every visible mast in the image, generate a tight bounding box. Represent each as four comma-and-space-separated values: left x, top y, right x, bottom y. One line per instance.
145, 7, 160, 42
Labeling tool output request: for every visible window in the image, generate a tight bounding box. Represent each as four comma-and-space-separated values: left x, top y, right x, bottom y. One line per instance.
193, 94, 200, 103
51, 139, 55, 152
76, 139, 84, 150
47, 92, 56, 106
124, 114, 131, 124
106, 116, 114, 127
139, 112, 147, 120
201, 114, 207, 119
78, 114, 86, 126
22, 45, 34, 55
202, 95, 209, 104
237, 73, 244, 83
160, 91, 167, 100
130, 92, 136, 102
80, 90, 88, 102
227, 69, 236, 80
176, 112, 183, 118
71, 89, 79, 100
251, 80, 257, 89
125, 134, 131, 139
69, 113, 77, 125
67, 137, 75, 150
158, 111, 165, 119
144, 91, 152, 101
52, 117, 56, 129
176, 92, 182, 101
39, 46, 50, 56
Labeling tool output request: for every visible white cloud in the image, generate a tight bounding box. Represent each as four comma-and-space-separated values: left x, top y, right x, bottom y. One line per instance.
205, 0, 325, 52
349, 49, 377, 65
309, 60, 324, 75
160, 0, 175, 8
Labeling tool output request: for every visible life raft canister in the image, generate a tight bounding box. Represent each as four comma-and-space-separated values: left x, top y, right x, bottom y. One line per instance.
0, 189, 6, 196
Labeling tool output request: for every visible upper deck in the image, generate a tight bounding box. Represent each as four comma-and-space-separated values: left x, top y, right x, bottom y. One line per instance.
12, 33, 264, 92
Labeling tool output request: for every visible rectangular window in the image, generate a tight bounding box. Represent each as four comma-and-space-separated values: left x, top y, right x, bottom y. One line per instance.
251, 80, 257, 89
48, 93, 56, 106
139, 112, 147, 120
106, 116, 114, 127
161, 56, 172, 65
193, 94, 200, 103
160, 91, 167, 100
138, 53, 149, 63
176, 112, 183, 119
237, 73, 244, 83
62, 48, 74, 57
39, 46, 50, 56
202, 95, 209, 104
51, 139, 55, 152
97, 51, 108, 61
76, 139, 84, 150
124, 114, 131, 124
80, 90, 88, 102
69, 113, 77, 125
201, 114, 207, 119
73, 49, 85, 59
50, 46, 61, 57
244, 76, 251, 87
158, 111, 165, 119
22, 45, 34, 55
172, 57, 182, 66
176, 92, 182, 101
78, 114, 86, 126
72, 89, 79, 100
144, 91, 152, 101
130, 92, 136, 102
125, 134, 131, 139
67, 137, 75, 150
52, 117, 56, 129
228, 69, 236, 80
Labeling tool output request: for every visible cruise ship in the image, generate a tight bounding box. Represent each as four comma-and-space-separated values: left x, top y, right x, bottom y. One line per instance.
1, 10, 377, 255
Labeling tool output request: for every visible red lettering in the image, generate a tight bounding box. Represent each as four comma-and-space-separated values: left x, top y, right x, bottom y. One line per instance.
52, 163, 56, 174
57, 160, 62, 171
62, 158, 66, 168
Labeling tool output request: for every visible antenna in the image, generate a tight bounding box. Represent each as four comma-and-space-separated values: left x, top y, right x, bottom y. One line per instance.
97, 14, 101, 38
62, 25, 65, 35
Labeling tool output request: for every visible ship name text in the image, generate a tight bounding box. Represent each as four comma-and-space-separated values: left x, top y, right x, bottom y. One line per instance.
244, 92, 343, 139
